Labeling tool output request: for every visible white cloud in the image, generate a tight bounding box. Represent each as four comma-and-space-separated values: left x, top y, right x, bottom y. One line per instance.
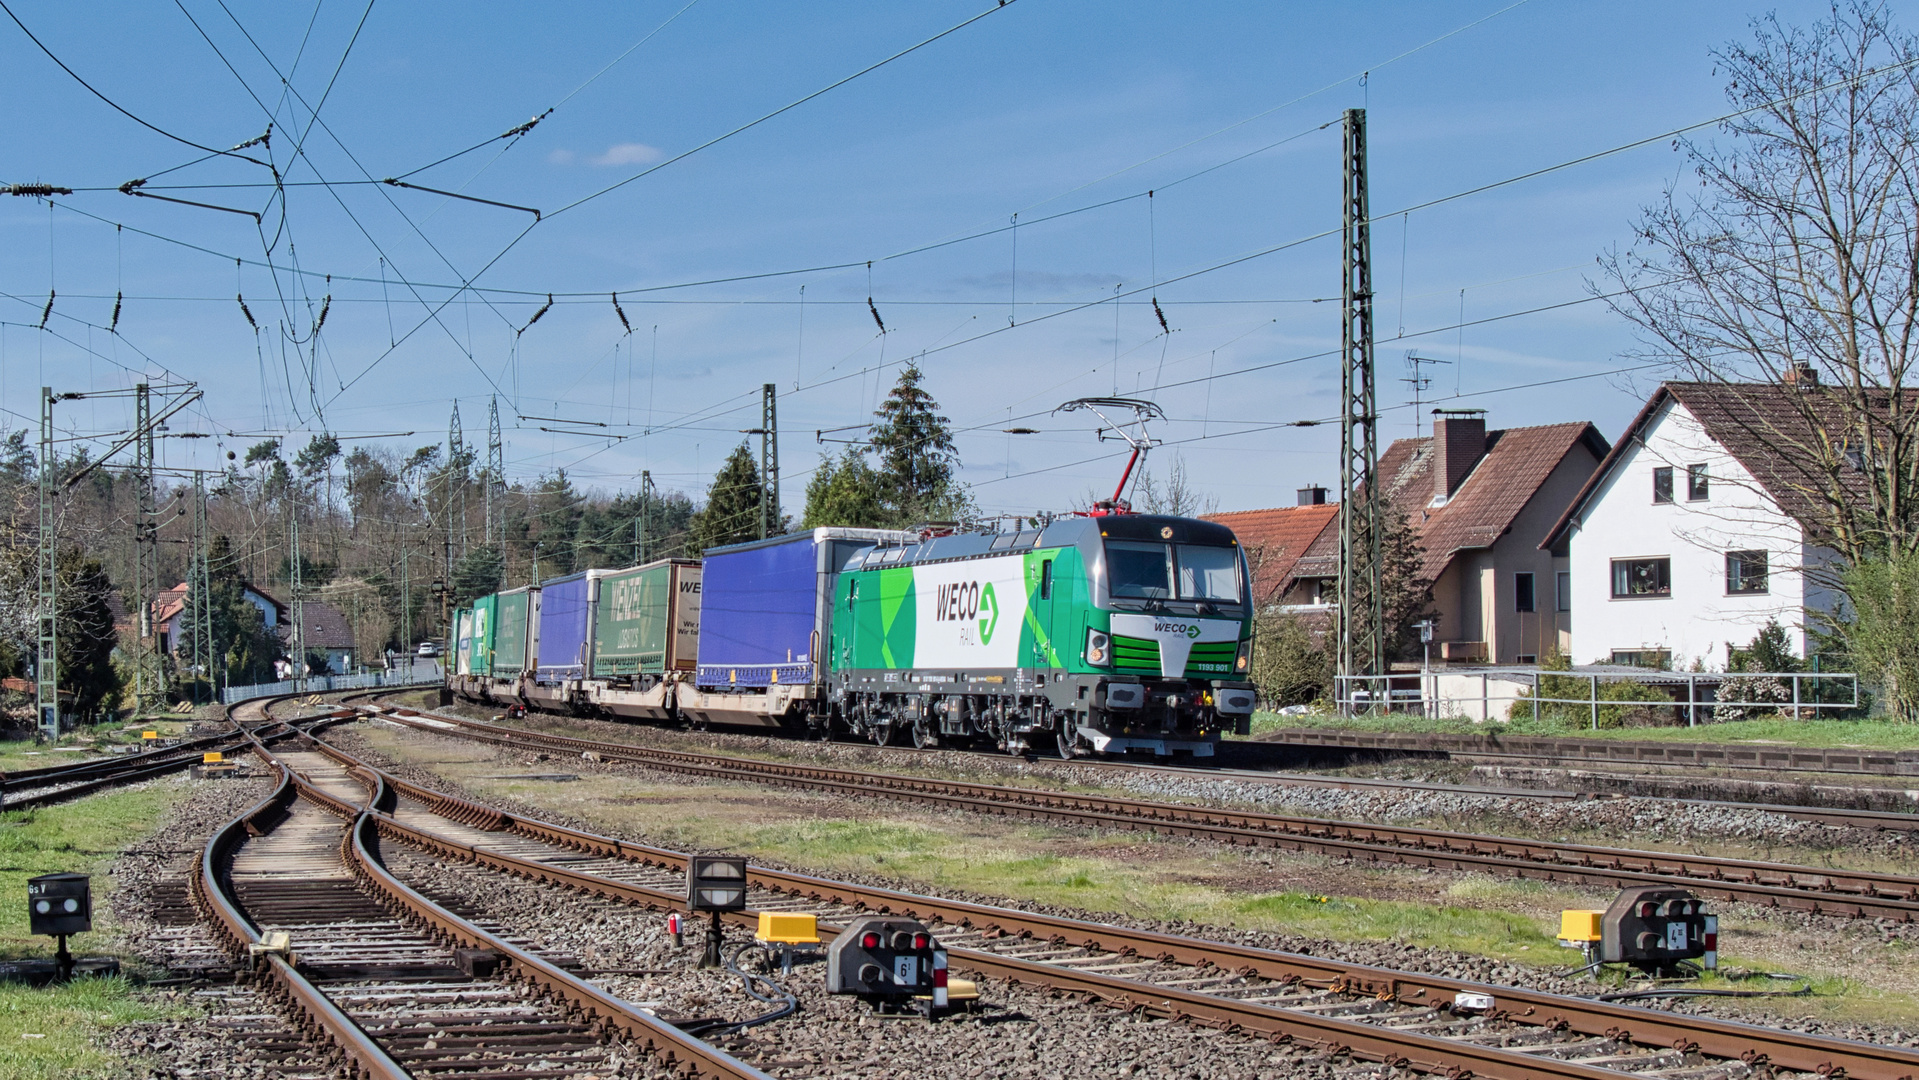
547, 148, 576, 165
589, 142, 663, 167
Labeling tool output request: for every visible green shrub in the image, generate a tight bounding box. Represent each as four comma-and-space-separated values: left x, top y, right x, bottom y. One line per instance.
1508, 654, 1675, 728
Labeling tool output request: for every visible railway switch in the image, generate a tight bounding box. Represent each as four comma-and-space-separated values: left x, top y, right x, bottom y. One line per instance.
826, 915, 941, 1015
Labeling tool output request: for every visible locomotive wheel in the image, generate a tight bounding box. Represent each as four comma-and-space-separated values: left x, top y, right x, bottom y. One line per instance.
1055, 730, 1079, 760
868, 722, 895, 747
911, 722, 940, 750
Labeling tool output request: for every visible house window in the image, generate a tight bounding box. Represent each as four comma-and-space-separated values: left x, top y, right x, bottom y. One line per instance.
1610, 648, 1672, 669
1652, 466, 1674, 504
1687, 463, 1710, 501
1611, 557, 1671, 598
1555, 571, 1571, 612
1515, 654, 1538, 665
1514, 572, 1535, 613
1726, 550, 1769, 594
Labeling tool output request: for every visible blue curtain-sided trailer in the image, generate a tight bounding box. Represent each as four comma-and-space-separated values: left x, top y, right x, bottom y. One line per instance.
525, 571, 590, 708
678, 527, 913, 729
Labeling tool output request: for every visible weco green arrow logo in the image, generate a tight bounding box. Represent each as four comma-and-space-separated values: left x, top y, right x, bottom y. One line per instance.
1187, 623, 1201, 639
978, 582, 999, 645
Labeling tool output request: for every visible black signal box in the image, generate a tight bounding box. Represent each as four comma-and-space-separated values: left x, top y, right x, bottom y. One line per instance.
28, 873, 91, 937
827, 914, 935, 998
686, 856, 748, 913
1599, 886, 1707, 970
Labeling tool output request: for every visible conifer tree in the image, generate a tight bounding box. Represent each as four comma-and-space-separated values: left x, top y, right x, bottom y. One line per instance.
869, 364, 972, 525
692, 443, 764, 552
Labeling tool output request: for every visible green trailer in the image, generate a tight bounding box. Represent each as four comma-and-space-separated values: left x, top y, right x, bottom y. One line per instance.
590, 559, 702, 678
469, 593, 498, 680
491, 587, 536, 679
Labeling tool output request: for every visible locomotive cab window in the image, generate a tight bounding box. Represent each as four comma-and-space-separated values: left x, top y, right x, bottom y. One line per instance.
1176, 545, 1242, 602
1039, 558, 1053, 600
1104, 540, 1244, 605
1106, 541, 1174, 599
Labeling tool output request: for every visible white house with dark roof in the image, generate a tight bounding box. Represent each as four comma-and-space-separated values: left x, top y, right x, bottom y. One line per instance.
1542, 381, 1848, 669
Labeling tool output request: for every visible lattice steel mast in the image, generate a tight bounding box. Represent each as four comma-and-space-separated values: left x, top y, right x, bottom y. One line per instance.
189, 469, 214, 702
133, 383, 160, 712
485, 396, 504, 544
1337, 107, 1386, 699
759, 384, 780, 539
36, 387, 58, 739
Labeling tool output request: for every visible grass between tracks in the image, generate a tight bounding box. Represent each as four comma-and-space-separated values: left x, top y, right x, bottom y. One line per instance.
0, 780, 193, 1078
1244, 709, 1919, 749
353, 721, 1919, 1027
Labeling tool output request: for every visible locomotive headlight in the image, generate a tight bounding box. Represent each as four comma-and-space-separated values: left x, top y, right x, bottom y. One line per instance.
1085, 628, 1111, 666
1234, 639, 1251, 672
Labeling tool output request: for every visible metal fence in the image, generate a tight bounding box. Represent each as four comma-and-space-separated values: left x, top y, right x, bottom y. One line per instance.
220, 665, 444, 705
1334, 667, 1858, 728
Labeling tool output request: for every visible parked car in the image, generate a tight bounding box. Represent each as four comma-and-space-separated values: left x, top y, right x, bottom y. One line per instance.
416, 640, 443, 657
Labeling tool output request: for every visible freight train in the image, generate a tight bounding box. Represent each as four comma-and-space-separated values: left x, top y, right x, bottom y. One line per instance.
448, 515, 1257, 757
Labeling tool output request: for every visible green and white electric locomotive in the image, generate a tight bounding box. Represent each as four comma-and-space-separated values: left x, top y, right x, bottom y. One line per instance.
829, 513, 1256, 757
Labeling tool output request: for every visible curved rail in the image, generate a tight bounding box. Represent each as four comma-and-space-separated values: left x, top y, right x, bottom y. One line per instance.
193, 708, 410, 1080
238, 703, 775, 1080
305, 717, 1919, 1080
369, 702, 1919, 921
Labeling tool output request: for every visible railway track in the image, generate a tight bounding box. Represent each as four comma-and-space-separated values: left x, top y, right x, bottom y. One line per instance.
0, 713, 318, 812
284, 700, 1919, 1080
194, 697, 775, 1080
367, 699, 1919, 922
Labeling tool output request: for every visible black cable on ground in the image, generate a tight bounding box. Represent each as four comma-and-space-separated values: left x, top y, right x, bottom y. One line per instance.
710, 942, 798, 1034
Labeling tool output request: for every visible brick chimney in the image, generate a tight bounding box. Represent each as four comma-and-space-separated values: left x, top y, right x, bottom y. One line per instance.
1431, 409, 1486, 503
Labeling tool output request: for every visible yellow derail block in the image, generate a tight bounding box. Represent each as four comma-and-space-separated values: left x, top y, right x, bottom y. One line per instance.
1559, 909, 1604, 943
141, 731, 159, 740
202, 751, 224, 765
755, 912, 820, 945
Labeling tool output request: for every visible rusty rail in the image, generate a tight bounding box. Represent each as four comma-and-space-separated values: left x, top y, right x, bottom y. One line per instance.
368, 703, 1919, 921
308, 722, 1919, 1080
239, 710, 776, 1080
195, 709, 410, 1080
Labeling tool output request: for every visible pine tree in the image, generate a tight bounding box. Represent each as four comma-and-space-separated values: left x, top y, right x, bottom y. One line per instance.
692, 443, 764, 552
801, 448, 885, 528
869, 364, 971, 525
177, 535, 281, 689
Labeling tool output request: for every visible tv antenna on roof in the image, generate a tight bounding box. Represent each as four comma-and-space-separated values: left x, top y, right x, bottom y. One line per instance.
1402, 352, 1452, 436
1055, 397, 1164, 516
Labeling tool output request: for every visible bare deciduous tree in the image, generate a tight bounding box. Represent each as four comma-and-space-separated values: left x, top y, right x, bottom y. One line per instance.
1603, 3, 1919, 563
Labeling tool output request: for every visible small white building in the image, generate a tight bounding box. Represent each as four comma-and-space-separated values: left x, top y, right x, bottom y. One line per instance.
1543, 381, 1844, 669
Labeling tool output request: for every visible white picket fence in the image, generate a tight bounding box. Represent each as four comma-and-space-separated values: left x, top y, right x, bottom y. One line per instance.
220, 665, 444, 705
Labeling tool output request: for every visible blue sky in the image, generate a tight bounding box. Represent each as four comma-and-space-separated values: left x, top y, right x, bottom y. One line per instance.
0, 0, 1845, 518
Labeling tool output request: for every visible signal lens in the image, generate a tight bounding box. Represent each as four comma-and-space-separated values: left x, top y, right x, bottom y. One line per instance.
1638, 902, 1656, 918
861, 932, 880, 949
913, 933, 929, 950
